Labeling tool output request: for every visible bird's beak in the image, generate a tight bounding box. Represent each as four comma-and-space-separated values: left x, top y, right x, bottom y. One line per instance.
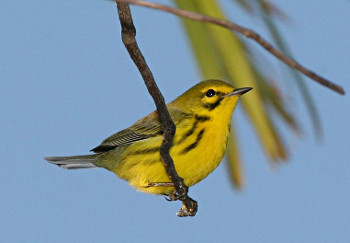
225, 87, 253, 97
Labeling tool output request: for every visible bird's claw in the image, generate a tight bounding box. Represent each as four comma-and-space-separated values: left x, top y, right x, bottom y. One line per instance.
163, 185, 197, 217
164, 188, 188, 202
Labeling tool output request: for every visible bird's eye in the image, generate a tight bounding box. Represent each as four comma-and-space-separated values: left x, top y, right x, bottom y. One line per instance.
205, 89, 216, 97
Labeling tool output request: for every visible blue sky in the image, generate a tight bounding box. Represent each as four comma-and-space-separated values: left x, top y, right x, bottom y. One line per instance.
1, 0, 349, 242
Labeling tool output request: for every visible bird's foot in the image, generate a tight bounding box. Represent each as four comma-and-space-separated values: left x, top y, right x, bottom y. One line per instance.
165, 190, 179, 201
164, 186, 188, 201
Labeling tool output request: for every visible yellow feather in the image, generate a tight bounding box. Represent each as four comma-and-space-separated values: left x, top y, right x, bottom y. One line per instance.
45, 80, 252, 196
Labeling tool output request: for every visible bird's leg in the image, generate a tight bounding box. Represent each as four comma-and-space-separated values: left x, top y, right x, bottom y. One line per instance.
146, 182, 174, 187
165, 190, 179, 201
146, 181, 197, 216
146, 182, 177, 201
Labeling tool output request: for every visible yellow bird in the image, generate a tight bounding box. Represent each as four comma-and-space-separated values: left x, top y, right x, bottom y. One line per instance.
45, 80, 252, 196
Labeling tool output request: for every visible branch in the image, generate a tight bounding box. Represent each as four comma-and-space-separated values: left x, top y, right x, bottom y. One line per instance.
115, 2, 197, 217
115, 0, 345, 95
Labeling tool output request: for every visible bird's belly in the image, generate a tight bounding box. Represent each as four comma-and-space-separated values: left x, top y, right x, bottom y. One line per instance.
112, 123, 229, 195
173, 128, 227, 187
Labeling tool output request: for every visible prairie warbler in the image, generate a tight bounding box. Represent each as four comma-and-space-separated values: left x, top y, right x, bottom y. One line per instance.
45, 80, 252, 195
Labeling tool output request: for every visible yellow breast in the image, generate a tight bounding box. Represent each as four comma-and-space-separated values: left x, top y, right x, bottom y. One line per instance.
110, 112, 231, 195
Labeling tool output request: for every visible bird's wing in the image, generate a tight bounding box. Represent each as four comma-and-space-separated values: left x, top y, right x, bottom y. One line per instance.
90, 108, 192, 153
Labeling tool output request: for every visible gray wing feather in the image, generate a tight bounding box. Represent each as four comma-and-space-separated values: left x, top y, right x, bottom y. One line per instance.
91, 111, 162, 153
90, 108, 192, 153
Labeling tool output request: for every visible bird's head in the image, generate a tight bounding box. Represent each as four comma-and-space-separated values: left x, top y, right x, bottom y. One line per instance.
171, 79, 252, 117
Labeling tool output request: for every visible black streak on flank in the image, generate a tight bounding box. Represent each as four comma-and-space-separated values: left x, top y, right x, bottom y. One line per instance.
204, 97, 224, 111
181, 129, 205, 154
177, 115, 210, 145
177, 121, 198, 145
131, 147, 160, 155
195, 114, 211, 122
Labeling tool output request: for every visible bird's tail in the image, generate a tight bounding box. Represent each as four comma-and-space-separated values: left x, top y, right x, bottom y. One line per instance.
44, 154, 98, 169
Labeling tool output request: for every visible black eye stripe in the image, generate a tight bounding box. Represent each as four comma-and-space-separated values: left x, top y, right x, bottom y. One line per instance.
204, 97, 224, 110
202, 89, 228, 110
203, 90, 226, 97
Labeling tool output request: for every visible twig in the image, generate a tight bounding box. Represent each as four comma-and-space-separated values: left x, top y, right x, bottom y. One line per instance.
115, 0, 345, 95
115, 2, 197, 217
